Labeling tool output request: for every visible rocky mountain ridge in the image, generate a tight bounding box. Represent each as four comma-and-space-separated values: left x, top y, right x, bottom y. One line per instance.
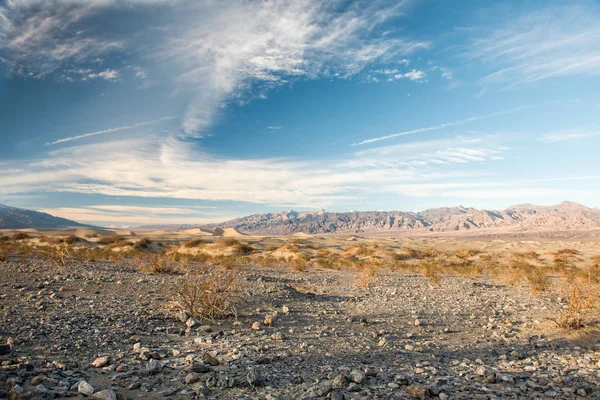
201, 201, 600, 235
0, 204, 88, 229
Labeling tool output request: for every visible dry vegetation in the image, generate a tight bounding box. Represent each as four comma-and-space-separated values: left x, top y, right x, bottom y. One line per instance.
0, 231, 598, 331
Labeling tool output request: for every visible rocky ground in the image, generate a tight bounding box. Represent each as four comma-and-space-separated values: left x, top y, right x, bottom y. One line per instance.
1, 257, 599, 400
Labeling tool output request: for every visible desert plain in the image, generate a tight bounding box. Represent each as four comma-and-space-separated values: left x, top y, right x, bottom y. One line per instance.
1, 226, 599, 400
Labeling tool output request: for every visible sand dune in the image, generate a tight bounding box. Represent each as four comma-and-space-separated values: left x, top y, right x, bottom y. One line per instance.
176, 228, 214, 236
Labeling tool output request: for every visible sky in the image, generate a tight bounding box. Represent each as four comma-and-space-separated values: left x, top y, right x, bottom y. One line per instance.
1, 0, 600, 226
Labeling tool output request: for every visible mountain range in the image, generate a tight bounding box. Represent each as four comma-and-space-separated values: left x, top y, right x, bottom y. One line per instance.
200, 201, 600, 235
0, 204, 88, 229
2, 201, 600, 235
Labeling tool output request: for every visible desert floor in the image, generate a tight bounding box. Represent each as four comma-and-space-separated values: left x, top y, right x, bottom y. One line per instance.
0, 229, 599, 399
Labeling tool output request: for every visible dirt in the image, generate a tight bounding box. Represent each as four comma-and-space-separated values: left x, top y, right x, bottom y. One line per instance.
1, 249, 599, 399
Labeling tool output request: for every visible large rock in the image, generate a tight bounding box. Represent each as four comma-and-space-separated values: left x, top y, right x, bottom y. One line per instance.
92, 389, 117, 400
78, 381, 95, 396
91, 356, 111, 368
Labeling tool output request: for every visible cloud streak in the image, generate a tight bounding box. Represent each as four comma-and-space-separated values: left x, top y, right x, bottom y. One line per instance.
46, 116, 174, 146
469, 4, 600, 88
352, 103, 541, 146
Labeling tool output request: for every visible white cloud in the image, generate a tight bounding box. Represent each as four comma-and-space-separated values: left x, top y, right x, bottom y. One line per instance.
353, 103, 542, 146
46, 116, 174, 146
400, 69, 426, 81
1, 134, 503, 208
267, 126, 282, 130
539, 131, 600, 143
469, 4, 600, 88
0, 1, 430, 137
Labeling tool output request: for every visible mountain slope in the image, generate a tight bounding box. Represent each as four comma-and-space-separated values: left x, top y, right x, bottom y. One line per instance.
200, 201, 600, 235
0, 204, 88, 229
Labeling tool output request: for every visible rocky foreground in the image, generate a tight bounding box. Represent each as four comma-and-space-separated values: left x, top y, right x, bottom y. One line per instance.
1, 259, 599, 399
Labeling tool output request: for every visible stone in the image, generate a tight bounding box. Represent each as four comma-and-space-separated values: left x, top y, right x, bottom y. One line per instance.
246, 368, 264, 387
252, 321, 261, 330
91, 356, 111, 368
439, 393, 449, 400
200, 352, 220, 366
176, 310, 190, 323
186, 317, 200, 328
0, 344, 11, 355
282, 305, 290, 314
264, 315, 274, 327
78, 381, 95, 396
191, 362, 212, 373
185, 373, 200, 384
332, 374, 348, 387
147, 359, 163, 374
290, 375, 304, 384
271, 332, 285, 341
348, 369, 366, 384
92, 389, 117, 400
307, 382, 331, 397
405, 384, 429, 399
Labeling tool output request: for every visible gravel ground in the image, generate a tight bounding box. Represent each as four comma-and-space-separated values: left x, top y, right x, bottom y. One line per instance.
1, 257, 599, 399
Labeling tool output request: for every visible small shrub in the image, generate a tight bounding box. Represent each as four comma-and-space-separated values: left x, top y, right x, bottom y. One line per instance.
354, 262, 380, 288
421, 258, 441, 284
12, 232, 31, 240
98, 235, 124, 245
524, 267, 552, 293
184, 238, 207, 248
176, 266, 242, 321
42, 245, 73, 269
289, 256, 308, 272
551, 283, 598, 330
220, 238, 241, 247
134, 238, 152, 251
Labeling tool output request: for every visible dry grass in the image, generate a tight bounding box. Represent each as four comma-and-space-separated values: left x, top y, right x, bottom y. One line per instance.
176, 266, 242, 321
183, 238, 207, 248
97, 235, 125, 245
12, 232, 31, 240
42, 245, 73, 269
550, 281, 598, 330
353, 261, 381, 287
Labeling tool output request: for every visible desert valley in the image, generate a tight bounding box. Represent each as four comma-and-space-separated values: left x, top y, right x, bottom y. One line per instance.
1, 202, 600, 399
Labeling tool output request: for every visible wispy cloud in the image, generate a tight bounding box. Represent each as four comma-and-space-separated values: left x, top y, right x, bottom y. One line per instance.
353, 103, 541, 146
469, 4, 600, 88
2, 134, 504, 208
539, 130, 600, 143
46, 116, 175, 146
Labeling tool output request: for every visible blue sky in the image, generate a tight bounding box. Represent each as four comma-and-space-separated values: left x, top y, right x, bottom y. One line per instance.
1, 0, 599, 226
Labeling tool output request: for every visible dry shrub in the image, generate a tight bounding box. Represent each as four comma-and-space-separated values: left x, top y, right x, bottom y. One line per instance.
176, 266, 242, 321
524, 266, 552, 293
85, 232, 99, 238
98, 235, 125, 245
289, 256, 309, 272
586, 256, 600, 284
453, 248, 480, 259
183, 238, 207, 248
314, 257, 333, 269
344, 244, 375, 257
0, 235, 10, 242
133, 238, 152, 251
354, 262, 380, 287
138, 253, 177, 274
42, 245, 73, 269
12, 232, 31, 240
421, 258, 441, 284
253, 255, 279, 269
393, 247, 419, 260
509, 251, 541, 262
220, 238, 241, 247
551, 282, 598, 330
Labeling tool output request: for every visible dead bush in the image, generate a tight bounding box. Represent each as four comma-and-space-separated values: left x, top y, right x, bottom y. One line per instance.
138, 253, 176, 274
183, 238, 207, 248
354, 262, 381, 288
550, 282, 598, 330
12, 232, 31, 240
176, 266, 242, 321
98, 235, 125, 245
421, 258, 441, 284
289, 256, 309, 272
42, 245, 73, 269
134, 238, 152, 251
524, 266, 552, 293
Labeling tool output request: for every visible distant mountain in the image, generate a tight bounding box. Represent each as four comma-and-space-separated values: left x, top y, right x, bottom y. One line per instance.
0, 204, 89, 229
198, 201, 600, 235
